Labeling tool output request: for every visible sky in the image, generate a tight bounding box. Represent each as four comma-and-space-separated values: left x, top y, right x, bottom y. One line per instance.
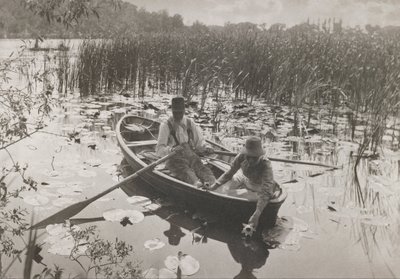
125, 0, 400, 27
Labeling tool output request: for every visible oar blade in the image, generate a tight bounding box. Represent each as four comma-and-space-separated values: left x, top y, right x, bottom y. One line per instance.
30, 151, 177, 230
30, 199, 91, 230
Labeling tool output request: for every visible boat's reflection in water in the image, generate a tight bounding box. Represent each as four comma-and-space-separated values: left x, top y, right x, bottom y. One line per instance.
120, 159, 270, 279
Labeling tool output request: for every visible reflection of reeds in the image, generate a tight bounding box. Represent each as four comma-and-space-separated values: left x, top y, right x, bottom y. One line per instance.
24, 214, 37, 279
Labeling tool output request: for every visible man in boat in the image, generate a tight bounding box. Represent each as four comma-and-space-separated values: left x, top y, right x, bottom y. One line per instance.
156, 96, 216, 187
208, 136, 281, 230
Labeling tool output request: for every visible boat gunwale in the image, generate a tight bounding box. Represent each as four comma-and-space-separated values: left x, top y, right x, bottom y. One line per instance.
116, 114, 287, 205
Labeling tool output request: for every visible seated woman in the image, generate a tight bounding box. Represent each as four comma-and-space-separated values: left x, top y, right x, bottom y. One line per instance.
209, 136, 281, 230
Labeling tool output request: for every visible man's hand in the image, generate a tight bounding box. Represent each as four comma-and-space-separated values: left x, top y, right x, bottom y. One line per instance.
204, 147, 215, 155
171, 145, 184, 153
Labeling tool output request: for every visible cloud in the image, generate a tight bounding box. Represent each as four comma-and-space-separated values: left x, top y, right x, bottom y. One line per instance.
125, 0, 400, 27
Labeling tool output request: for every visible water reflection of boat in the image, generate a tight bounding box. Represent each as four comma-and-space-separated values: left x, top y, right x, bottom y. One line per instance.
116, 114, 287, 229
118, 164, 270, 279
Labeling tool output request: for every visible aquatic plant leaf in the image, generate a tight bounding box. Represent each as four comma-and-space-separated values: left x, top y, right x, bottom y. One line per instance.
103, 148, 120, 155
361, 216, 390, 226
142, 268, 159, 279
292, 217, 309, 232
164, 256, 180, 272
144, 238, 166, 251
44, 169, 74, 179
23, 194, 50, 206
39, 187, 60, 196
52, 197, 75, 207
144, 203, 162, 211
179, 255, 200, 275
57, 186, 83, 196
47, 236, 74, 256
77, 169, 97, 178
164, 254, 200, 276
158, 268, 177, 279
83, 158, 102, 167
103, 209, 144, 223
46, 224, 67, 236
126, 196, 151, 206
282, 182, 305, 193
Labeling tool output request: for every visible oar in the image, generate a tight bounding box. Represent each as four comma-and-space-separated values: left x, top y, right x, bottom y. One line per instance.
30, 151, 177, 230
213, 150, 340, 169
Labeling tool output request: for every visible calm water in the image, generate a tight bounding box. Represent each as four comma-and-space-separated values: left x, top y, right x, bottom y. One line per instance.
1, 39, 400, 279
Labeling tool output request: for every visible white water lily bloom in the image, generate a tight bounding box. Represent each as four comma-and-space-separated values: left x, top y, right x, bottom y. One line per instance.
23, 194, 49, 206
144, 238, 165, 251
102, 209, 144, 223
127, 196, 151, 206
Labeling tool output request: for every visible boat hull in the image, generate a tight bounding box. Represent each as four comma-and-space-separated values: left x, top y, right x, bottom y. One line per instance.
117, 114, 286, 230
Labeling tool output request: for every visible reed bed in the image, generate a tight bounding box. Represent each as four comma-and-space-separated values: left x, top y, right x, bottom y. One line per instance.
68, 23, 400, 150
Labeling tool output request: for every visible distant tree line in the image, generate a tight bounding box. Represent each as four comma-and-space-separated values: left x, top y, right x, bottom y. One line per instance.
0, 0, 185, 38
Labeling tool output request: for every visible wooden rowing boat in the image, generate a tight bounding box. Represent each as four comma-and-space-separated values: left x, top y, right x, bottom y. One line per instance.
116, 114, 287, 229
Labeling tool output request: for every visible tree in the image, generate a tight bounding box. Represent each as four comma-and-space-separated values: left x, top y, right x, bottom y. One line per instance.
23, 0, 122, 28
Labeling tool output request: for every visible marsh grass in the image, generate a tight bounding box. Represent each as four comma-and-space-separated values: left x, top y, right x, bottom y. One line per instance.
67, 24, 400, 156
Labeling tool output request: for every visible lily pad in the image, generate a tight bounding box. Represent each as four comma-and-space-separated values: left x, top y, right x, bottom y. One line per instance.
46, 224, 68, 236
103, 209, 144, 224
127, 196, 152, 206
143, 268, 176, 279
142, 268, 159, 279
164, 254, 200, 276
23, 194, 50, 206
84, 158, 102, 167
179, 255, 200, 276
57, 186, 83, 196
52, 197, 75, 207
77, 169, 97, 178
47, 236, 75, 256
164, 255, 180, 273
144, 238, 165, 251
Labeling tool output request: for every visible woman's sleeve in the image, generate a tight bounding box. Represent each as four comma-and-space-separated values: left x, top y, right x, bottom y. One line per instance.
216, 154, 242, 185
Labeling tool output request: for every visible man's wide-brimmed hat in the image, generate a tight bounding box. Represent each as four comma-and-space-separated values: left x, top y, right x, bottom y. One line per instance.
171, 96, 185, 112
241, 136, 265, 157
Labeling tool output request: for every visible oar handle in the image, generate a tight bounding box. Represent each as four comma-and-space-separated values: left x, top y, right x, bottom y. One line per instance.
88, 150, 177, 202
213, 150, 340, 169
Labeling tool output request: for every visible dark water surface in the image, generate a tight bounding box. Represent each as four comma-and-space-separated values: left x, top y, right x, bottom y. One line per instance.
1, 39, 400, 279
